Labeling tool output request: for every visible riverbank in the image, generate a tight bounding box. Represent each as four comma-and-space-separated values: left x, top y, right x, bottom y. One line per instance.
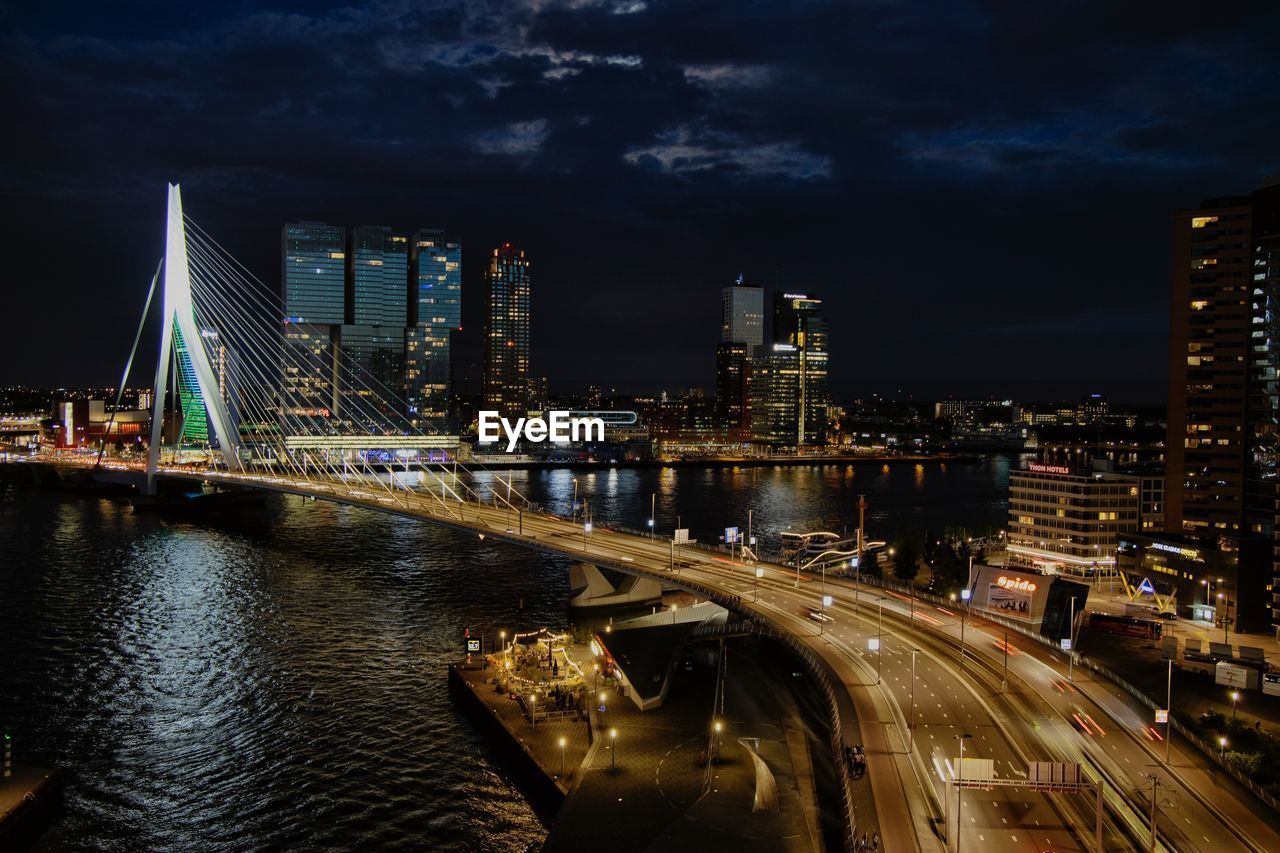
0, 764, 62, 849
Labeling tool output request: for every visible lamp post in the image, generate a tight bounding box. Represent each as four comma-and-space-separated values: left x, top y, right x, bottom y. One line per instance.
1068, 595, 1076, 683
610, 728, 618, 771
755, 566, 764, 602
909, 649, 919, 752
500, 630, 506, 655
712, 719, 723, 762
747, 509, 753, 562
1219, 736, 1228, 759
1231, 690, 1240, 721
1165, 658, 1173, 764
648, 492, 655, 539
877, 597, 884, 685
559, 736, 567, 779
572, 478, 578, 521
599, 691, 607, 726
955, 733, 973, 853
821, 594, 833, 635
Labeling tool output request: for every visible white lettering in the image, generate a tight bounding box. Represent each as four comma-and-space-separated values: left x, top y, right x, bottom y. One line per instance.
478, 411, 500, 444
476, 410, 605, 450
549, 410, 570, 442
503, 417, 525, 453
571, 416, 605, 443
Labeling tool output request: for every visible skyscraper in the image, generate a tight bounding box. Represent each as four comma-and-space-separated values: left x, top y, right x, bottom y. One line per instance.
281, 222, 345, 416
1165, 177, 1280, 631
1166, 196, 1253, 535
282, 221, 459, 427
483, 243, 532, 418
406, 230, 462, 427
751, 292, 829, 446
715, 279, 764, 434
721, 279, 764, 346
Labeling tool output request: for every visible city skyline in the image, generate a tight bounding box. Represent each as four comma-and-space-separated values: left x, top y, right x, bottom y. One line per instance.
5, 3, 1280, 400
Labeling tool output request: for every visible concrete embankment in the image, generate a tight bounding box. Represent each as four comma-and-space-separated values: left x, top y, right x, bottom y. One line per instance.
0, 765, 63, 849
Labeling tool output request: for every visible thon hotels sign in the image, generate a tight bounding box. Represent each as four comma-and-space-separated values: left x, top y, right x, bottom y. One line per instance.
478, 410, 606, 452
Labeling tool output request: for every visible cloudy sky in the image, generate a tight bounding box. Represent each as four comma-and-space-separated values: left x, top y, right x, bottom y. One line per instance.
3, 0, 1278, 401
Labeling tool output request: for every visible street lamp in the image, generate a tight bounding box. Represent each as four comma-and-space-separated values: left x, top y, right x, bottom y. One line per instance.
1231, 690, 1240, 721
712, 719, 723, 761
909, 649, 919, 752
821, 594, 833, 635
1219, 736, 1228, 759
955, 733, 973, 853
572, 478, 578, 521
500, 630, 506, 655
599, 691, 607, 725
559, 736, 567, 778
648, 491, 655, 539
755, 566, 764, 602
610, 728, 618, 771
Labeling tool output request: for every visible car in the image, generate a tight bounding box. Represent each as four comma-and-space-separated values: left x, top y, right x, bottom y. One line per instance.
1157, 611, 1179, 621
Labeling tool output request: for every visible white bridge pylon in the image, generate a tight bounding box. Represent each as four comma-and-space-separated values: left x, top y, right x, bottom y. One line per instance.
145, 183, 240, 493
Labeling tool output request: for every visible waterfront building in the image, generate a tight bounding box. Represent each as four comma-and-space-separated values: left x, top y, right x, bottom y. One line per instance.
281, 223, 346, 410
714, 341, 750, 436
406, 230, 462, 428
483, 243, 532, 419
750, 292, 829, 447
282, 222, 462, 428
1006, 460, 1152, 577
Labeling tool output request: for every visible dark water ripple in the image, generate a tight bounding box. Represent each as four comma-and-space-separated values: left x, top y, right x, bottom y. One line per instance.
0, 458, 1013, 851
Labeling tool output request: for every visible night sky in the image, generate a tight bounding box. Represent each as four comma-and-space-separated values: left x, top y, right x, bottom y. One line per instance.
3, 1, 1278, 402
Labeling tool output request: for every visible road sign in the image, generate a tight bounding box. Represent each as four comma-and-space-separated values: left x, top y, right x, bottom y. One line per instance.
1028, 761, 1081, 790
867, 637, 880, 651
1060, 638, 1072, 650
1137, 577, 1156, 596
724, 526, 739, 544
584, 522, 593, 533
466, 638, 481, 653
674, 528, 690, 545
1155, 709, 1168, 724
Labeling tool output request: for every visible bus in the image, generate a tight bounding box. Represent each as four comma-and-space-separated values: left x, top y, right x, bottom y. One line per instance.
1088, 612, 1162, 639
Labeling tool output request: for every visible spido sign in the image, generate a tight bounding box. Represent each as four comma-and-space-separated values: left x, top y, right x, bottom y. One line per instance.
478, 410, 605, 452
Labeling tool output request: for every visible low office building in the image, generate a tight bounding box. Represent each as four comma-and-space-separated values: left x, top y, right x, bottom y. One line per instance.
966, 563, 1089, 642
1115, 531, 1271, 634
1006, 461, 1155, 576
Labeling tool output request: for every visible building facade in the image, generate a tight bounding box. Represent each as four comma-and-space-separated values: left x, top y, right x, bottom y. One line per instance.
406, 230, 462, 427
751, 292, 828, 447
1006, 461, 1147, 576
483, 243, 532, 418
1164, 178, 1280, 633
721, 281, 764, 347
282, 221, 461, 429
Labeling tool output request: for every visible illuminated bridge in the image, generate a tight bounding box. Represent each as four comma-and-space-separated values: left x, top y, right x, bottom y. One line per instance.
74, 187, 1280, 853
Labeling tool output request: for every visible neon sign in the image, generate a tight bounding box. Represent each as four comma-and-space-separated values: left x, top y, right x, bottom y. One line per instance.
1027, 463, 1071, 475
996, 576, 1038, 593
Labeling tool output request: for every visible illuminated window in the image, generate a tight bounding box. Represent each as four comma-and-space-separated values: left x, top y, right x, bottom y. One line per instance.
1191, 258, 1218, 270
1191, 216, 1218, 228
1190, 300, 1209, 310
1187, 356, 1201, 366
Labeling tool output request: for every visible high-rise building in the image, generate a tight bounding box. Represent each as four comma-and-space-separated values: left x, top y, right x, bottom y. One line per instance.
714, 341, 750, 435
751, 292, 829, 446
282, 223, 346, 415
1165, 177, 1280, 634
483, 243, 532, 418
1166, 196, 1253, 535
406, 230, 462, 427
714, 280, 764, 434
721, 279, 764, 347
282, 221, 460, 427
348, 226, 409, 327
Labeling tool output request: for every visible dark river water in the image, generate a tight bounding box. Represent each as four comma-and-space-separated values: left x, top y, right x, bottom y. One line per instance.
0, 456, 1017, 851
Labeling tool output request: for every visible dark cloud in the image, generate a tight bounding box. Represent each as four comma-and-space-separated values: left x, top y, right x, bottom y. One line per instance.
2, 0, 1278, 401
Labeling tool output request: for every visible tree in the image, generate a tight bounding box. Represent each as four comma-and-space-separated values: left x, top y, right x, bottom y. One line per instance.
891, 528, 923, 584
